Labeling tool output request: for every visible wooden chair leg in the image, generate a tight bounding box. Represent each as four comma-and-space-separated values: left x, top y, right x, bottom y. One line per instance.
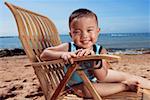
51, 63, 78, 100
76, 66, 102, 100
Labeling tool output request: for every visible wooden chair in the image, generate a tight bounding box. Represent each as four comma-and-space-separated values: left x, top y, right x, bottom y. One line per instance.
5, 2, 147, 100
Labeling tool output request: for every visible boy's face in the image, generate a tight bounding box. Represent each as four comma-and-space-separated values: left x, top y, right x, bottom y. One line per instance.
69, 16, 100, 49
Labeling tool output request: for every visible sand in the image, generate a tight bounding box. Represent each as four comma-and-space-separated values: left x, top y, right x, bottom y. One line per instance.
0, 54, 150, 99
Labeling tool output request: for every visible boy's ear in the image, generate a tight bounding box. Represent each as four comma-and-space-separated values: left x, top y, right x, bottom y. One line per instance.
98, 27, 100, 32
97, 27, 100, 34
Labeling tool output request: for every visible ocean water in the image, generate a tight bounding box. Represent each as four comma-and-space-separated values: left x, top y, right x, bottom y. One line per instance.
0, 33, 150, 50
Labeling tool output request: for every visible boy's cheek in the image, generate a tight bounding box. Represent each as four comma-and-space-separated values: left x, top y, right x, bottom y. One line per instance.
72, 36, 80, 42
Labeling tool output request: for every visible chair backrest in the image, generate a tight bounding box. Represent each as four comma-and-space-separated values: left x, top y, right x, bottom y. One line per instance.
5, 2, 67, 99
5, 2, 61, 62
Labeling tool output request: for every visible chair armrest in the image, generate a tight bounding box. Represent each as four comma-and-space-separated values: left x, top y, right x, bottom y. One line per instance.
25, 54, 120, 67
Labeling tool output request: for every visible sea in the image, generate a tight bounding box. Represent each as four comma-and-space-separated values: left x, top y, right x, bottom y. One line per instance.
0, 33, 150, 54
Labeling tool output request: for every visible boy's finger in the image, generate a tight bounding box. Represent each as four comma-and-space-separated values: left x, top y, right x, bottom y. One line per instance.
90, 50, 95, 55
67, 55, 72, 64
63, 56, 68, 64
78, 50, 86, 56
77, 51, 82, 56
69, 58, 74, 64
70, 53, 77, 57
84, 50, 91, 56
76, 51, 81, 56
75, 49, 82, 54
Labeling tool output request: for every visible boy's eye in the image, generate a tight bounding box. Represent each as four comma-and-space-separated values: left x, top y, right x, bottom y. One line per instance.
87, 29, 93, 32
73, 31, 81, 34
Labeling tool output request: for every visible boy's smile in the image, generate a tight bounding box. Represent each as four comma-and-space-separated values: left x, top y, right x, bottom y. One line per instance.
70, 16, 100, 49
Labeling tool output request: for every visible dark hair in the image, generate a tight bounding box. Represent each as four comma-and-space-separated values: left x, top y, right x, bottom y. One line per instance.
69, 8, 98, 28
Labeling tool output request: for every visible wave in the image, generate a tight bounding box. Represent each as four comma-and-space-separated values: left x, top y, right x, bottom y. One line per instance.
0, 36, 18, 38
107, 48, 150, 55
101, 33, 150, 37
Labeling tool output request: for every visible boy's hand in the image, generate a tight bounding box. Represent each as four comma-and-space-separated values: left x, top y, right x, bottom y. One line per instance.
60, 52, 77, 64
76, 48, 95, 57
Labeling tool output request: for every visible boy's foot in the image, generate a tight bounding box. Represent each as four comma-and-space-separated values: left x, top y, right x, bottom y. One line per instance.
122, 81, 139, 92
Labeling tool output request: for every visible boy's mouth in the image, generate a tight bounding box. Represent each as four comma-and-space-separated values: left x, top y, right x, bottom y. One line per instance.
81, 39, 91, 44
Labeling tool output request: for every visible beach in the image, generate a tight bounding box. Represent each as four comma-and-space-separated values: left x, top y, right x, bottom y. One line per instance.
1, 0, 149, 99
0, 54, 150, 99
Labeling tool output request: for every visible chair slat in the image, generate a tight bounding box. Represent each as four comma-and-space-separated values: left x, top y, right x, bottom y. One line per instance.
53, 64, 64, 81
47, 67, 57, 89
57, 63, 66, 79
30, 14, 44, 53
51, 64, 61, 85
34, 16, 47, 49
37, 17, 52, 47
45, 18, 61, 46
42, 18, 54, 46
36, 16, 49, 48
21, 11, 40, 55
43, 18, 56, 46
28, 14, 43, 53
35, 55, 58, 91
25, 12, 43, 55
17, 10, 36, 61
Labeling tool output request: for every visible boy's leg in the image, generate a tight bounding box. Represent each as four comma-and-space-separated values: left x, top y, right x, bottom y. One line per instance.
92, 83, 128, 97
102, 69, 150, 89
126, 74, 150, 89
101, 69, 128, 82
72, 82, 128, 97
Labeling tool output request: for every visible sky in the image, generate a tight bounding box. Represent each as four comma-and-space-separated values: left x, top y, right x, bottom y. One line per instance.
0, 0, 150, 36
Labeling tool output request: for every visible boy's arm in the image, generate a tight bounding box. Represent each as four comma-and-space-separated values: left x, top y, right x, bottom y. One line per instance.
93, 48, 109, 81
40, 43, 69, 61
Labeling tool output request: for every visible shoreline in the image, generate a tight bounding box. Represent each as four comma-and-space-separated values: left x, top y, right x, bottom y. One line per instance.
0, 48, 150, 58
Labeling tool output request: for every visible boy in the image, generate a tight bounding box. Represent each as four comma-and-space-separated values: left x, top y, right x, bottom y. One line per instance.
40, 8, 150, 97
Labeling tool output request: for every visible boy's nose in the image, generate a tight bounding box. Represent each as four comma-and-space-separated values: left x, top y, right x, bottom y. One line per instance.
81, 32, 88, 38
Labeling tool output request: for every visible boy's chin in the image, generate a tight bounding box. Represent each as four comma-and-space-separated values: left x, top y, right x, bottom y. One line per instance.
80, 44, 93, 49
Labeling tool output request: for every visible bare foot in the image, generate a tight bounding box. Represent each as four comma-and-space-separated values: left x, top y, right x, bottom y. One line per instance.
122, 81, 139, 92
